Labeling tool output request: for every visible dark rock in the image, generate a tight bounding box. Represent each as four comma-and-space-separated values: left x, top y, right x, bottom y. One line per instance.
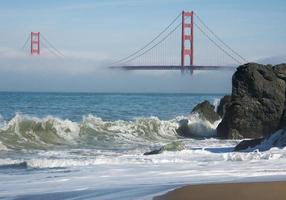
217, 63, 286, 139
176, 118, 217, 138
144, 149, 162, 155
176, 101, 220, 138
279, 110, 286, 128
234, 138, 264, 151
176, 119, 193, 138
191, 100, 220, 123
273, 63, 286, 80
217, 95, 231, 117
144, 142, 185, 155
234, 129, 286, 151
275, 64, 286, 128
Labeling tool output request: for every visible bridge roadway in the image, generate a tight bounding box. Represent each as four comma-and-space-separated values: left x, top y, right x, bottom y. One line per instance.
110, 65, 237, 71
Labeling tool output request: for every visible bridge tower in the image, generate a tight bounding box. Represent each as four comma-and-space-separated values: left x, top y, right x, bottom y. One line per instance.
181, 11, 194, 67
31, 32, 40, 55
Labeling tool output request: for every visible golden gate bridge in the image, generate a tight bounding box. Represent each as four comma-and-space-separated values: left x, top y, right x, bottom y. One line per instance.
21, 11, 247, 72
110, 11, 247, 71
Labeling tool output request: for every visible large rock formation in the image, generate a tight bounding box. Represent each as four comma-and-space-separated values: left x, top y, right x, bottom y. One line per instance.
217, 95, 231, 117
217, 63, 286, 139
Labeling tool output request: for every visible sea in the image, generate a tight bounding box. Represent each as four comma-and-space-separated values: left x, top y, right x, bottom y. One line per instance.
1, 92, 286, 200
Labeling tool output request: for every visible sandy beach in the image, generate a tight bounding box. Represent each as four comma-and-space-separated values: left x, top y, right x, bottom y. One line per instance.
155, 181, 286, 200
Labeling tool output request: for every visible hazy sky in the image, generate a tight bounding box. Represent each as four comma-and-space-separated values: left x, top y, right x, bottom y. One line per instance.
0, 0, 285, 93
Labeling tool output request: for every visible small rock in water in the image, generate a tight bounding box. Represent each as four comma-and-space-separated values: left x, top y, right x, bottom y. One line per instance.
234, 129, 286, 151
161, 141, 185, 151
143, 141, 185, 155
176, 118, 217, 139
176, 119, 193, 138
234, 138, 264, 151
176, 100, 220, 138
143, 149, 162, 155
191, 100, 220, 123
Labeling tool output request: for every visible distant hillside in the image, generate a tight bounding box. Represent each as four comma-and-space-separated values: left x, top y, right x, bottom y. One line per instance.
257, 55, 286, 65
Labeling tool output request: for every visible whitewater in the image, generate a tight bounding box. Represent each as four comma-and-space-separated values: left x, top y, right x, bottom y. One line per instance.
1, 92, 286, 200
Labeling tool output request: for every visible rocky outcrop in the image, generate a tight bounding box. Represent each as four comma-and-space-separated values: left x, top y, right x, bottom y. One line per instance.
234, 129, 286, 151
217, 63, 286, 139
192, 100, 220, 123
176, 119, 193, 138
176, 118, 218, 138
176, 100, 220, 138
217, 95, 231, 117
234, 138, 264, 151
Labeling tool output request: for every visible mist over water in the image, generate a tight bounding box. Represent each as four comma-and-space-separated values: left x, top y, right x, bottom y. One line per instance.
1, 92, 286, 200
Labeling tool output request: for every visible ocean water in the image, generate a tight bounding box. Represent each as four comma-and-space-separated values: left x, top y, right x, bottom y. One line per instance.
1, 92, 286, 200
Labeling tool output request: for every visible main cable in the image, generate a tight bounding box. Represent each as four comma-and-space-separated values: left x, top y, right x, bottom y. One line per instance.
111, 12, 182, 65
121, 22, 182, 65
195, 23, 242, 65
194, 13, 247, 63
41, 42, 63, 58
21, 34, 31, 50
41, 34, 65, 57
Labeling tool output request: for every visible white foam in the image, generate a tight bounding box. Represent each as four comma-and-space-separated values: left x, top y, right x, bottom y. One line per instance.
223, 147, 286, 161
2, 142, 286, 199
213, 98, 221, 112
3, 145, 285, 169
0, 158, 23, 166
0, 141, 8, 151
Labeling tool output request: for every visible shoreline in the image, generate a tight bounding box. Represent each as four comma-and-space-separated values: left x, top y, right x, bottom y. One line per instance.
154, 181, 286, 200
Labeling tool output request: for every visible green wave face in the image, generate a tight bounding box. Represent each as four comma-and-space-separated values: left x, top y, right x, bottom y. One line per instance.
0, 114, 180, 150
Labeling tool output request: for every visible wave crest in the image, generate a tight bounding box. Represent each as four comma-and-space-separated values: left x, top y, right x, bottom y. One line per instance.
0, 114, 180, 150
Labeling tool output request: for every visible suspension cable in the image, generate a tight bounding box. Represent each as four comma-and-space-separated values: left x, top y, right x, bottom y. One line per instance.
122, 22, 182, 65
21, 34, 31, 50
41, 34, 65, 57
41, 42, 63, 58
195, 23, 242, 65
111, 12, 182, 65
194, 13, 247, 63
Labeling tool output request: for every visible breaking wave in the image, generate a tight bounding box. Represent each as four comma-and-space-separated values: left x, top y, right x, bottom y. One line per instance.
0, 114, 181, 150
0, 112, 222, 151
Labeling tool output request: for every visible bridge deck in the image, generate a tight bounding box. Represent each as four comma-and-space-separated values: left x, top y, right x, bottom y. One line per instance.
110, 65, 237, 71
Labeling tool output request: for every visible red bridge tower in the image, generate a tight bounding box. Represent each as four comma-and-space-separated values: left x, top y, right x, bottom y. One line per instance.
31, 32, 40, 55
181, 11, 194, 67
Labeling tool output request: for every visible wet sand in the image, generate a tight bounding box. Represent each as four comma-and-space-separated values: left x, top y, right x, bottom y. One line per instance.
154, 181, 286, 200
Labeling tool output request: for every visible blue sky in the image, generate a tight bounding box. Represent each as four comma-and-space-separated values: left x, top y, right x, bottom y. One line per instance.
0, 0, 285, 93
